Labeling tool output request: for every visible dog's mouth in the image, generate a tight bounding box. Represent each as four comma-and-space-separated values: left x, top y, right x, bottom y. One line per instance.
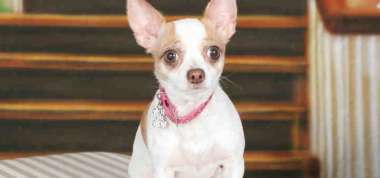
189, 83, 206, 90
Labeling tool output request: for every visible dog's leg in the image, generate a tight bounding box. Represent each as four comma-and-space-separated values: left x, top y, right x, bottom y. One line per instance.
153, 166, 175, 178
221, 157, 245, 178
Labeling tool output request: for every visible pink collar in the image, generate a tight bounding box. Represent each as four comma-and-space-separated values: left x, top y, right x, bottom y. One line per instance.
159, 88, 213, 125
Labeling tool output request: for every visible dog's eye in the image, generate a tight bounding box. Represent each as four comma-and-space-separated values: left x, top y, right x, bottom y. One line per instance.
163, 50, 178, 64
207, 46, 221, 61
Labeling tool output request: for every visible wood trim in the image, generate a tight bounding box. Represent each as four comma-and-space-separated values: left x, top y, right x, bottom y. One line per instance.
0, 152, 66, 160
0, 100, 145, 121
292, 75, 308, 106
238, 102, 306, 121
317, 0, 380, 33
0, 151, 318, 173
0, 100, 306, 121
245, 151, 317, 171
291, 119, 302, 150
225, 55, 306, 73
0, 53, 153, 72
0, 14, 307, 29
0, 52, 307, 73
291, 76, 307, 150
237, 15, 307, 29
319, 0, 380, 17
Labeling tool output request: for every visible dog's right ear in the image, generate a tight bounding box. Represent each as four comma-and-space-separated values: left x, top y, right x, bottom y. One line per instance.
127, 0, 165, 50
203, 0, 237, 42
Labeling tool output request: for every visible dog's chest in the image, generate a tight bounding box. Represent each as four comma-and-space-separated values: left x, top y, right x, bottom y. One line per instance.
177, 122, 219, 161
146, 88, 243, 177
171, 123, 225, 177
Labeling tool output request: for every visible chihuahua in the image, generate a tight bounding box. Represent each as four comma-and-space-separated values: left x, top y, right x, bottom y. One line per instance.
127, 0, 245, 177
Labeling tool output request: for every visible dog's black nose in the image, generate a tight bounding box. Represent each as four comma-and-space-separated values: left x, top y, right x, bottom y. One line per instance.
187, 68, 205, 84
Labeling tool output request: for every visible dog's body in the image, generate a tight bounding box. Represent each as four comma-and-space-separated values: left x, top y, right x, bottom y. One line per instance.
129, 86, 244, 178
127, 1, 245, 177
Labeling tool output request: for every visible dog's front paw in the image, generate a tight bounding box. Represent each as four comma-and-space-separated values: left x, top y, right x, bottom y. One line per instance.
153, 167, 175, 178
221, 157, 245, 178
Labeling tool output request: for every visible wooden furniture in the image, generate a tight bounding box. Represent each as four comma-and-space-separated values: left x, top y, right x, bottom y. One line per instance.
317, 0, 380, 33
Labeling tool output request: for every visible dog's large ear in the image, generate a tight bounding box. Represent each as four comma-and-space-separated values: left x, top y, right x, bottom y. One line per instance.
127, 0, 165, 50
203, 0, 237, 41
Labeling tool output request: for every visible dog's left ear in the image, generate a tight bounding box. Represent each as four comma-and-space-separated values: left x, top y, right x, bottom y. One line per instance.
127, 0, 165, 50
203, 0, 237, 41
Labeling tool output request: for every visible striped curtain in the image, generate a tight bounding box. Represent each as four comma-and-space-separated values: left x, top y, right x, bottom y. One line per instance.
308, 1, 380, 178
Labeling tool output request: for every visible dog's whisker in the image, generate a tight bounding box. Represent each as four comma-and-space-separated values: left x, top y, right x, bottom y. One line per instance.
220, 76, 243, 90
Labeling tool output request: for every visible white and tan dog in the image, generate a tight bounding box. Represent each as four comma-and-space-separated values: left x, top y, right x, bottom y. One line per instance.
127, 0, 245, 177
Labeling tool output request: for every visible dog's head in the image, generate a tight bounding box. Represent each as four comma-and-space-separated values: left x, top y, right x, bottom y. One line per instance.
127, 0, 237, 93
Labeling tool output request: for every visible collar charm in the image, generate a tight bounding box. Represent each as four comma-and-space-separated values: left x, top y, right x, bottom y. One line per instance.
152, 92, 169, 128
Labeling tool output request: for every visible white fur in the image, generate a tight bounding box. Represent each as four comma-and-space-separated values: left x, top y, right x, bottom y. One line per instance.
127, 0, 244, 177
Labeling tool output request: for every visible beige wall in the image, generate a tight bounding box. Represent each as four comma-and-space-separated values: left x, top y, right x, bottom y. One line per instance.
309, 0, 380, 178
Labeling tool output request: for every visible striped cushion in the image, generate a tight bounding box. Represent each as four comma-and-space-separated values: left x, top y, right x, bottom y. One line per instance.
0, 152, 130, 178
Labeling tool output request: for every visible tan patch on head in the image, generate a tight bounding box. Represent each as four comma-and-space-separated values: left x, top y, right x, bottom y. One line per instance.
201, 18, 227, 72
149, 22, 177, 58
151, 22, 184, 81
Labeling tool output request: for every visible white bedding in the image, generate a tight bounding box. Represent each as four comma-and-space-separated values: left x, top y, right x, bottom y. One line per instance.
0, 152, 131, 178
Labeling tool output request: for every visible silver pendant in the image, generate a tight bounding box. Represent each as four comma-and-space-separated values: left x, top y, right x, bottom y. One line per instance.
152, 94, 168, 128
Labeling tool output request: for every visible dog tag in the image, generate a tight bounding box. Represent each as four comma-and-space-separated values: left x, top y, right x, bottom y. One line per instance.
152, 94, 168, 128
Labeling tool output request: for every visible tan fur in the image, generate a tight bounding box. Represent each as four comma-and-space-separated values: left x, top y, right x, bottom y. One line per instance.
152, 22, 185, 81
201, 18, 229, 46
150, 22, 178, 58
201, 18, 227, 73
